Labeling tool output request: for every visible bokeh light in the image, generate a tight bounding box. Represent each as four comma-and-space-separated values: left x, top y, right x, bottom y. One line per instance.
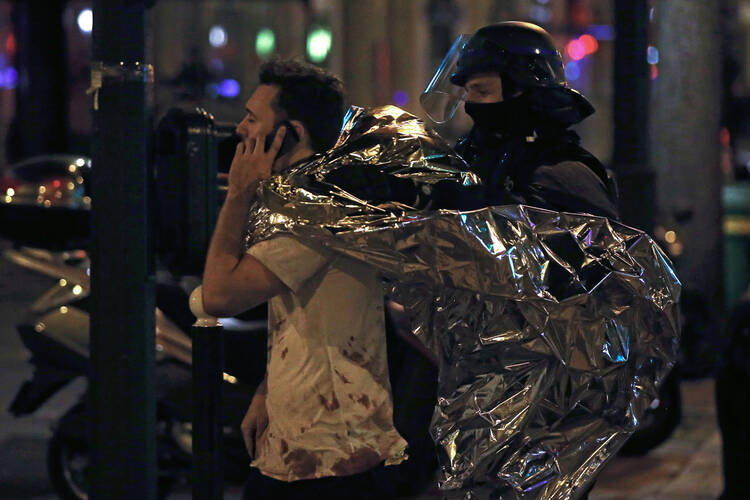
0, 67, 18, 89
209, 58, 224, 73
4, 33, 15, 55
393, 90, 408, 106
579, 34, 599, 55
77, 9, 93, 34
209, 26, 228, 48
256, 28, 275, 58
566, 39, 586, 61
307, 26, 332, 63
217, 79, 240, 98
587, 25, 615, 41
564, 61, 581, 81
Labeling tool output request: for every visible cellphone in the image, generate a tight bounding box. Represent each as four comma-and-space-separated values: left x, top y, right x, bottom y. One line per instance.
264, 120, 300, 159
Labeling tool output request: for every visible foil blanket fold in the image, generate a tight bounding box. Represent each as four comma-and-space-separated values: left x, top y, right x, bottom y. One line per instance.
245, 105, 681, 499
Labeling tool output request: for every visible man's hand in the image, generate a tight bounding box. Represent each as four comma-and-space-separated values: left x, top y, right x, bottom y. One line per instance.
241, 391, 269, 459
228, 126, 287, 198
202, 125, 289, 318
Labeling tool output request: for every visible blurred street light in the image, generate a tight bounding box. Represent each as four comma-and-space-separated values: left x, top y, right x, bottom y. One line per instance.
77, 9, 93, 34
209, 25, 227, 48
256, 28, 275, 57
307, 26, 331, 63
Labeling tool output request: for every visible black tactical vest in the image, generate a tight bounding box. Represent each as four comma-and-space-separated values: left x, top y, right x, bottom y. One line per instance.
452, 128, 619, 218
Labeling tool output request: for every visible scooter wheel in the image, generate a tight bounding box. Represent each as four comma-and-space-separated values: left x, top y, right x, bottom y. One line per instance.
47, 427, 89, 500
47, 402, 175, 500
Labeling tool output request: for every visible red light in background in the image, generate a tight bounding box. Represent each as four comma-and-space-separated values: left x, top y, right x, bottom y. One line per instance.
579, 34, 599, 55
720, 127, 731, 147
566, 39, 586, 61
52, 179, 62, 188
650, 64, 658, 80
570, 1, 593, 28
5, 33, 15, 55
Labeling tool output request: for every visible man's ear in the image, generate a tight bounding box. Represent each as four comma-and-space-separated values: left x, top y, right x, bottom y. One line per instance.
287, 120, 308, 146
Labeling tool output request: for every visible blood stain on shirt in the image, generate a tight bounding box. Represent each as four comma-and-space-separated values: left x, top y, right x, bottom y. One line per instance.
280, 439, 289, 454
334, 369, 351, 384
356, 394, 371, 408
330, 447, 382, 476
283, 449, 322, 477
341, 348, 365, 364
372, 403, 393, 428
281, 347, 289, 359
318, 393, 340, 411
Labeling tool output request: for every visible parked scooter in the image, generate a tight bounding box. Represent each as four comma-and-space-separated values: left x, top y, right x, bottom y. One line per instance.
5, 246, 266, 500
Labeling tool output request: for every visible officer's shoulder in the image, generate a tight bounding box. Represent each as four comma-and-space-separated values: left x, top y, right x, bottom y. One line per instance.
529, 160, 619, 219
531, 160, 606, 187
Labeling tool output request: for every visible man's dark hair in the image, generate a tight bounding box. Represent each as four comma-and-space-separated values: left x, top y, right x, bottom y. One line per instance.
259, 58, 345, 153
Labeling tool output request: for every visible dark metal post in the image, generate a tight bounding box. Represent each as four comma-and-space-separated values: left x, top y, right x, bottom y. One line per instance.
613, 0, 653, 233
89, 1, 156, 499
189, 286, 225, 500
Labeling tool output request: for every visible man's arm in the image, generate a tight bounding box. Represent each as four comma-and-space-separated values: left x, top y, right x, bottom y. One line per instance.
202, 190, 287, 317
241, 374, 268, 458
202, 127, 288, 317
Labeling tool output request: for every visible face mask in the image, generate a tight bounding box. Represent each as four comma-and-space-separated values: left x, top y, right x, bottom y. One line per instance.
464, 93, 536, 136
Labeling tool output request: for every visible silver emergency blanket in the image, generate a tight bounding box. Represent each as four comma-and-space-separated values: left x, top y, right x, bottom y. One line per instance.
245, 105, 681, 499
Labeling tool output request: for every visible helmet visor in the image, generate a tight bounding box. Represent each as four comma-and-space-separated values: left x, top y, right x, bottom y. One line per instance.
420, 34, 472, 124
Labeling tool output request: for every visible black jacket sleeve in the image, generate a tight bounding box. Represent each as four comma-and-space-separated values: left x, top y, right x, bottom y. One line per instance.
524, 161, 619, 220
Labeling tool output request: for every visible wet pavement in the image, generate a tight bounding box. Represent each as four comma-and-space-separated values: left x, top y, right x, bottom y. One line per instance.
591, 378, 722, 500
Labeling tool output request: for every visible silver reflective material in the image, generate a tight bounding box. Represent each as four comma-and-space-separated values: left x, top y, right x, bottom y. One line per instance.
245, 105, 680, 499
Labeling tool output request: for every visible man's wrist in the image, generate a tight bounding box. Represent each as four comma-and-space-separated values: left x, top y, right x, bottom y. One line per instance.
255, 377, 268, 397
226, 183, 259, 203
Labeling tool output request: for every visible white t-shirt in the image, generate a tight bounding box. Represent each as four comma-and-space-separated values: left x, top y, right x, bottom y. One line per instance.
247, 234, 408, 482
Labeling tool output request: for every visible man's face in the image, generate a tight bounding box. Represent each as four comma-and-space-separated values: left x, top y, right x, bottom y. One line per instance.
464, 72, 504, 103
236, 84, 282, 147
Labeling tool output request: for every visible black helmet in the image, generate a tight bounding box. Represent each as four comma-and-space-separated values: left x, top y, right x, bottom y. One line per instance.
450, 22, 567, 89
421, 21, 592, 125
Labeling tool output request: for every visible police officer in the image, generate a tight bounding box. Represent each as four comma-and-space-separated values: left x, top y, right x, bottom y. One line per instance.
422, 21, 619, 219
420, 21, 617, 499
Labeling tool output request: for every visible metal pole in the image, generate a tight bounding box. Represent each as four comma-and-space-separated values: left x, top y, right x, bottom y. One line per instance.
189, 286, 224, 500
89, 1, 156, 499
